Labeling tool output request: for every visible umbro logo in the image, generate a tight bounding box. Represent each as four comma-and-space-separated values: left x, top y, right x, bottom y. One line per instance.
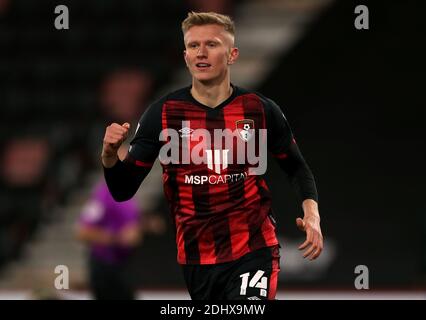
179, 127, 194, 137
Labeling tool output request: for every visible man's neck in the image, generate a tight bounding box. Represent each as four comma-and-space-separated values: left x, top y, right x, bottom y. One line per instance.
191, 80, 233, 108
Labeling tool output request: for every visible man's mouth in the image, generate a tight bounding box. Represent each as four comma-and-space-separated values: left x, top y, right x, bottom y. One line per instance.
196, 63, 211, 69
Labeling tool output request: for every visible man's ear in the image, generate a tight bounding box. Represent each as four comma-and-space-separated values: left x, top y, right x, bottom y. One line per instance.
183, 50, 189, 67
228, 47, 239, 65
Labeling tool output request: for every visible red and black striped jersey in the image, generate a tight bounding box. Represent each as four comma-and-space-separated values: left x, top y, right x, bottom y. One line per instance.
104, 85, 317, 265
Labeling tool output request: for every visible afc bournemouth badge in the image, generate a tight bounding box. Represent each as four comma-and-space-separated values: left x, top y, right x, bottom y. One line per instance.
236, 119, 254, 141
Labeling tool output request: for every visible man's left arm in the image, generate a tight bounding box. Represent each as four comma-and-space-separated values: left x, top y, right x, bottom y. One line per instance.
263, 97, 323, 260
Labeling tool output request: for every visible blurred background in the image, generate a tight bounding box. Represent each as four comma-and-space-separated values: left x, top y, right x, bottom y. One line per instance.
0, 0, 425, 299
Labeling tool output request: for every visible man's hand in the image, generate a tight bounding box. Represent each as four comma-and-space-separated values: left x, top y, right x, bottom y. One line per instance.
102, 122, 130, 168
116, 224, 141, 247
297, 199, 323, 260
76, 226, 115, 246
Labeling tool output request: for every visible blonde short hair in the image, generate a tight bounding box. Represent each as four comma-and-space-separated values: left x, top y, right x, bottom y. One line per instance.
181, 12, 235, 36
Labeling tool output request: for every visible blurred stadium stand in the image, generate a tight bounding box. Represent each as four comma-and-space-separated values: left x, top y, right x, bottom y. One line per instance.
0, 0, 188, 290
0, 0, 425, 299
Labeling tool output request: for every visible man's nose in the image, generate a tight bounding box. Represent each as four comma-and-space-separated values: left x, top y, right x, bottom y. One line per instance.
197, 45, 207, 57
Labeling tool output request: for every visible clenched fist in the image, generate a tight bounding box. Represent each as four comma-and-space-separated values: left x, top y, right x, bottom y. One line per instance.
101, 122, 130, 168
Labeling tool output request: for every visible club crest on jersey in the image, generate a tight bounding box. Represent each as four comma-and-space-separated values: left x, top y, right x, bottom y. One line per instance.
236, 119, 254, 142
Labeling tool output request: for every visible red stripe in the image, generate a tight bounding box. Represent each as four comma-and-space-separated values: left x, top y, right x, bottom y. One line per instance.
172, 107, 198, 225
272, 153, 288, 160
175, 217, 186, 263
260, 216, 278, 247
161, 103, 169, 148
257, 178, 278, 247
268, 257, 280, 300
197, 226, 216, 264
134, 160, 153, 167
174, 170, 196, 217
258, 178, 270, 191
175, 167, 197, 263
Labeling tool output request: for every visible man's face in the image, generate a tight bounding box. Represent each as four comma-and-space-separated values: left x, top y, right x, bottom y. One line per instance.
184, 24, 238, 83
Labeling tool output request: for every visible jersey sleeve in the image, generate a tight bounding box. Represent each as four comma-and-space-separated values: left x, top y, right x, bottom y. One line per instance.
263, 97, 294, 156
127, 98, 164, 166
104, 97, 164, 202
261, 96, 319, 203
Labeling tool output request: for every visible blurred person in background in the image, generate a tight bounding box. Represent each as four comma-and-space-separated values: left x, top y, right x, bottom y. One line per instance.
101, 12, 322, 300
76, 143, 165, 300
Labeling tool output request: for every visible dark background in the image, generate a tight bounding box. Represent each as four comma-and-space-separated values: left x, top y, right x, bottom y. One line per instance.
0, 0, 424, 292
261, 0, 425, 287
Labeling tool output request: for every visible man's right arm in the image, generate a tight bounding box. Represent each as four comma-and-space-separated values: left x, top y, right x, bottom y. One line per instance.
103, 158, 152, 202
102, 100, 163, 202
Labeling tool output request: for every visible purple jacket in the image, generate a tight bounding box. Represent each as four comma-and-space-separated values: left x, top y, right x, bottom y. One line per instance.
79, 180, 140, 264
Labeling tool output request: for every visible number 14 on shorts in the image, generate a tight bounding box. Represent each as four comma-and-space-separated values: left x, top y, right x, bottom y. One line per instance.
240, 270, 268, 297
